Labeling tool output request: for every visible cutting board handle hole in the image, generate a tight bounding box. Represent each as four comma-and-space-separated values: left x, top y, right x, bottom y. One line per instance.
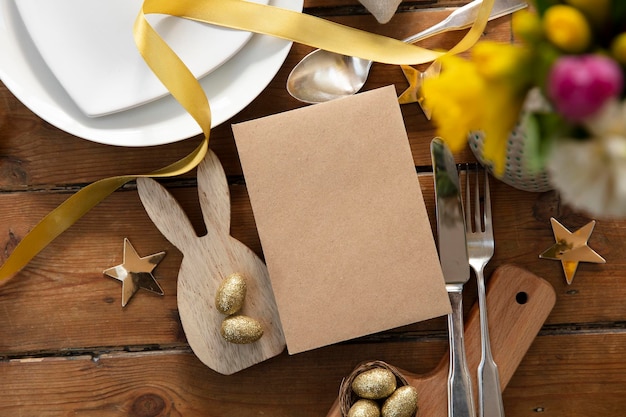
515, 292, 528, 305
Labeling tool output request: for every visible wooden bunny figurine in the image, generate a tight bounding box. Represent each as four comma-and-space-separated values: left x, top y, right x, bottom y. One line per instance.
137, 150, 285, 375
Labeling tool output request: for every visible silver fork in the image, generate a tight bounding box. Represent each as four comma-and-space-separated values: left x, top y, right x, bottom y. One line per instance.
465, 166, 504, 417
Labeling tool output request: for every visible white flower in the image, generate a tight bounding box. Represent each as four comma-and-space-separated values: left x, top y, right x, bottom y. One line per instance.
586, 98, 626, 136
547, 99, 626, 218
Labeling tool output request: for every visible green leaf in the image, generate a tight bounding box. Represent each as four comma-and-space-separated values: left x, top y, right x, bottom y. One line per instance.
523, 111, 566, 172
534, 43, 561, 90
522, 113, 549, 172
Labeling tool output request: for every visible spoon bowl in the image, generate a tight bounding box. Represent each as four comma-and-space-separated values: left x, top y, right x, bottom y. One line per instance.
287, 51, 373, 103
286, 0, 527, 104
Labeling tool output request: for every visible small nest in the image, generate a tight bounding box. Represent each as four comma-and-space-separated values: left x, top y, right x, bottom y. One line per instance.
339, 360, 410, 417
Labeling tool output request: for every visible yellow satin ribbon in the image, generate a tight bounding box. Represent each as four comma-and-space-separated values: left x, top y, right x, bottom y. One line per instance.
0, 0, 494, 284
143, 0, 491, 63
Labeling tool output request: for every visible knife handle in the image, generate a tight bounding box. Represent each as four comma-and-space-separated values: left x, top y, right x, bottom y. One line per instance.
447, 289, 477, 417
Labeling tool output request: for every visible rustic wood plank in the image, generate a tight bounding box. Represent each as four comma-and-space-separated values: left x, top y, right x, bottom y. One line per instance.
2, 331, 626, 417
0, 344, 442, 417
503, 331, 626, 416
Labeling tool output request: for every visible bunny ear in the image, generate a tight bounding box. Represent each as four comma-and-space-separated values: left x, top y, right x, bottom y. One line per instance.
137, 177, 197, 252
197, 149, 231, 235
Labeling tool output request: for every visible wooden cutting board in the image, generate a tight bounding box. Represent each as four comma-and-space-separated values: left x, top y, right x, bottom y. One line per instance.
326, 264, 556, 417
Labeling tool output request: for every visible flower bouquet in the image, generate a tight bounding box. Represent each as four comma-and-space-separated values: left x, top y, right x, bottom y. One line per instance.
423, 0, 626, 217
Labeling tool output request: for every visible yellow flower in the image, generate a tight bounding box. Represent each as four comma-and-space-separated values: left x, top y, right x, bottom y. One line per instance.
467, 43, 531, 174
471, 41, 531, 84
479, 85, 525, 176
422, 51, 528, 176
512, 9, 542, 43
543, 5, 592, 53
422, 55, 484, 153
611, 33, 626, 65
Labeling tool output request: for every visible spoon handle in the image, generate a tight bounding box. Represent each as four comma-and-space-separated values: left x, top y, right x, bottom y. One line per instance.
402, 0, 527, 45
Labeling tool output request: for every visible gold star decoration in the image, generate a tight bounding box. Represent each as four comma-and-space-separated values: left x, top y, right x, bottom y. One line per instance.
398, 65, 421, 103
397, 61, 441, 120
539, 217, 605, 285
103, 238, 166, 307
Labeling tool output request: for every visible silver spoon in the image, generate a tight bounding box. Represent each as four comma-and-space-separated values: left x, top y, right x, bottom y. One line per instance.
286, 0, 527, 104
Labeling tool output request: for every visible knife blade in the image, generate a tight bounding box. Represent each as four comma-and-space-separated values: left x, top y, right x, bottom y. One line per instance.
431, 137, 476, 417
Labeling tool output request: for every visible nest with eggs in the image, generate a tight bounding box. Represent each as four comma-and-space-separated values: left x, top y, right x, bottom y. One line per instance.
339, 360, 412, 417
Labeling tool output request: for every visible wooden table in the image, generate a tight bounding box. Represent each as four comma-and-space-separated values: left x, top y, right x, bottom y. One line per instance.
2, 1, 625, 416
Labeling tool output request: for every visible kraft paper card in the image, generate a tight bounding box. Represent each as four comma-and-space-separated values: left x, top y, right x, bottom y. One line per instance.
232, 86, 450, 354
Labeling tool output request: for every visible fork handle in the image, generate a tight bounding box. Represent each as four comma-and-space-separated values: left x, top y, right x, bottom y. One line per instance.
476, 267, 506, 417
402, 0, 482, 44
447, 289, 477, 417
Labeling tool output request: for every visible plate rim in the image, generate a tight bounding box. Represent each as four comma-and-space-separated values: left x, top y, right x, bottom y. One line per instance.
13, 0, 268, 117
0, 0, 303, 147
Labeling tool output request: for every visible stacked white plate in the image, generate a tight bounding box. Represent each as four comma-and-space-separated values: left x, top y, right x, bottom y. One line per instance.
0, 0, 303, 146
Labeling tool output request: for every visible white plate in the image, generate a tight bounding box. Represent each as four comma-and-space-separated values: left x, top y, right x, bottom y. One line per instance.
0, 0, 302, 146
15, 0, 268, 117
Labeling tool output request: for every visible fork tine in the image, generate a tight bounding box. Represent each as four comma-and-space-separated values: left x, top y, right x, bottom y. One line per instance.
473, 166, 482, 232
483, 169, 492, 235
465, 164, 472, 232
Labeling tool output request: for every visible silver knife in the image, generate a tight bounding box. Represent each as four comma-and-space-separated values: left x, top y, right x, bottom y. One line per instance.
431, 137, 476, 417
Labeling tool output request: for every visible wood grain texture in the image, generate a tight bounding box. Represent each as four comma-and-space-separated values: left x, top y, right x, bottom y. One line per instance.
137, 150, 285, 374
5, 330, 626, 417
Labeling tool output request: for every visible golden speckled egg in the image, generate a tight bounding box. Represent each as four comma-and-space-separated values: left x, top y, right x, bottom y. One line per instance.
220, 315, 263, 344
215, 273, 247, 315
381, 385, 418, 417
351, 368, 397, 400
348, 399, 380, 417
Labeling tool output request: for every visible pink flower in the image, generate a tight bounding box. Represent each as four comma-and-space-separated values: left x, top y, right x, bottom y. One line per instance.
547, 54, 623, 121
